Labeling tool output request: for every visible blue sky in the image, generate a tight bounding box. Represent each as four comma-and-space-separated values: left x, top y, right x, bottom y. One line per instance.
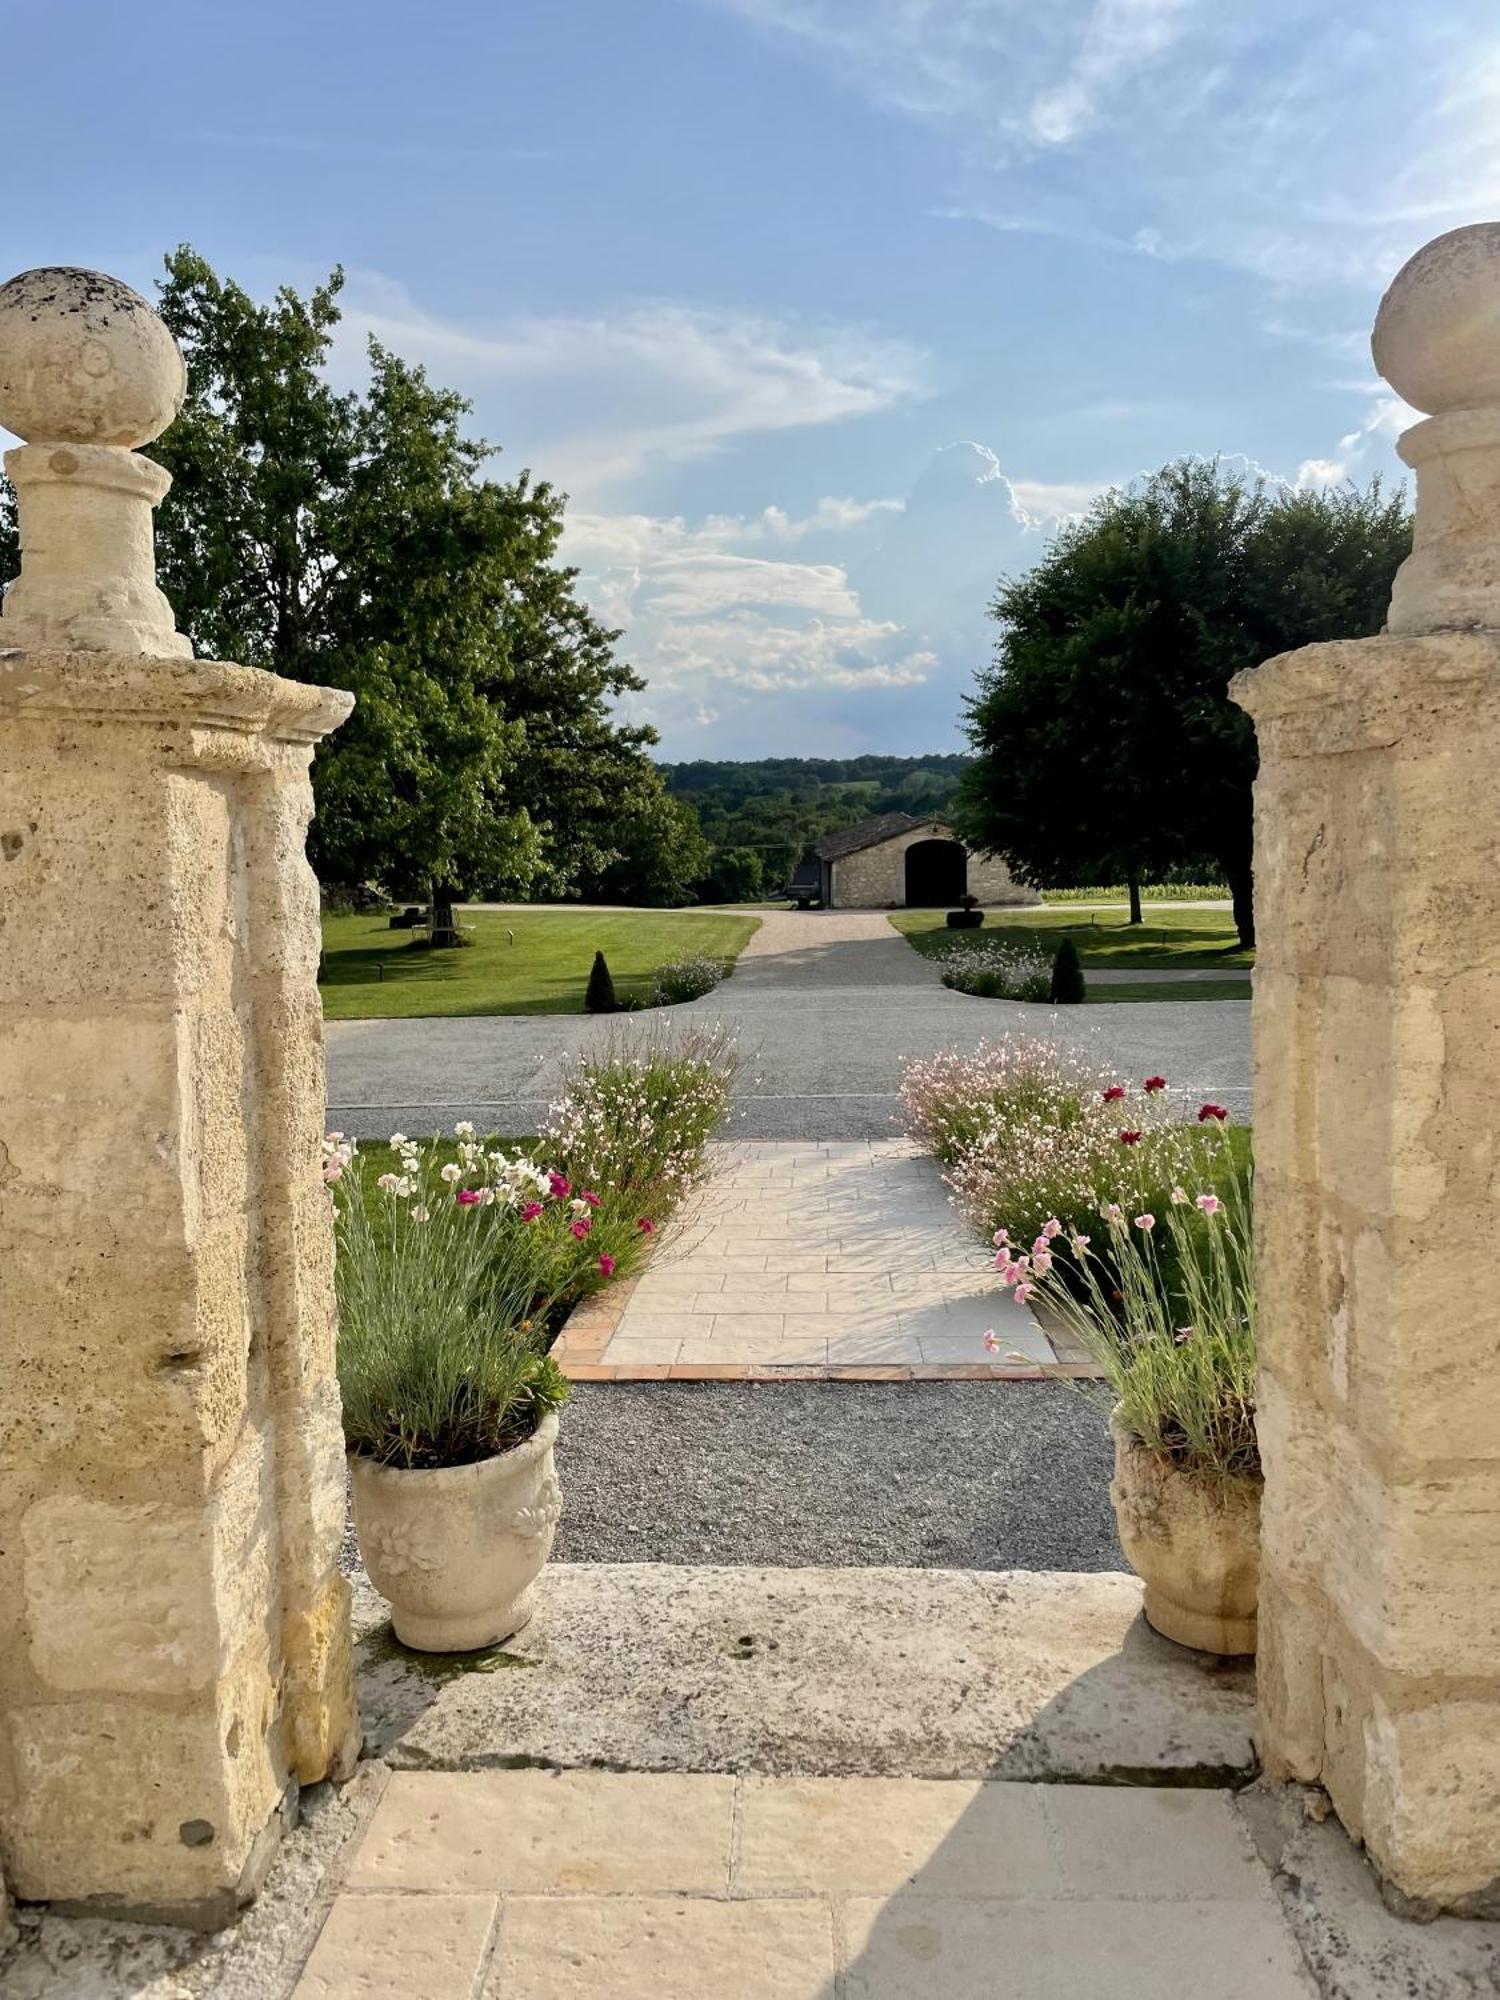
7, 0, 1499, 755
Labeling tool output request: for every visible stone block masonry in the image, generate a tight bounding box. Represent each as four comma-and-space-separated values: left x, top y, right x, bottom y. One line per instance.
0, 269, 358, 1924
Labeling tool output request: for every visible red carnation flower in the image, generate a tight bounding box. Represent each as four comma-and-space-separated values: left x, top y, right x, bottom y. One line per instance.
569, 1218, 592, 1241
1143, 1075, 1167, 1094
581, 1190, 602, 1208
637, 1217, 656, 1234
1119, 1129, 1142, 1145
1198, 1103, 1229, 1123
599, 1253, 616, 1277
455, 1188, 482, 1206
547, 1171, 571, 1199
520, 1201, 543, 1223
1103, 1084, 1127, 1103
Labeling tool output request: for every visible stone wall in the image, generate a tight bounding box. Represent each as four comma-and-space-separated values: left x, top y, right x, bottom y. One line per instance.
828, 822, 1035, 908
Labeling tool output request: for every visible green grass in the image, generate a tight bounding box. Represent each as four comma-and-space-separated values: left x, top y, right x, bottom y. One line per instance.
891, 905, 1252, 971
320, 909, 761, 1019
1086, 978, 1252, 1005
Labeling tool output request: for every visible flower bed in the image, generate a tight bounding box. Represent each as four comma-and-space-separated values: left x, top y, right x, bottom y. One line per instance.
327, 1024, 738, 1468
933, 939, 1053, 1001
651, 953, 729, 1005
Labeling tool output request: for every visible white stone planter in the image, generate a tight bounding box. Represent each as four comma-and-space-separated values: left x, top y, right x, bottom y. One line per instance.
349, 1412, 561, 1652
1109, 1415, 1261, 1657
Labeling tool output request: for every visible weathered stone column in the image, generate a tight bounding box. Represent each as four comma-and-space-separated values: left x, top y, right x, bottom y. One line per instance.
1233, 223, 1500, 1918
0, 268, 359, 1926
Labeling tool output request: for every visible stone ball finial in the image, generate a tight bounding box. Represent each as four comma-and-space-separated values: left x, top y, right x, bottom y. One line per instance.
0, 266, 186, 448
1372, 222, 1500, 416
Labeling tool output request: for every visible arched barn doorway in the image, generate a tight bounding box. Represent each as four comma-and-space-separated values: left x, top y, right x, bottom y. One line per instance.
904, 838, 967, 906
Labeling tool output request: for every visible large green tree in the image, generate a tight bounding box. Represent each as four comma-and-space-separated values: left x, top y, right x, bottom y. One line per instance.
955, 460, 1411, 947
0, 249, 677, 932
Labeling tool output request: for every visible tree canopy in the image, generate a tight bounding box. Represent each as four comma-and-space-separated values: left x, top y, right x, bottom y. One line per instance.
1, 249, 703, 913
954, 460, 1412, 945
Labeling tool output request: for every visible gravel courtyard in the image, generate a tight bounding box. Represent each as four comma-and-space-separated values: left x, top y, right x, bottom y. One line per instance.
325, 906, 1251, 1140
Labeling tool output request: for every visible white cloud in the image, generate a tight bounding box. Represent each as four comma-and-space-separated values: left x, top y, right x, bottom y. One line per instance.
562, 502, 935, 736
1295, 392, 1416, 490
333, 275, 928, 496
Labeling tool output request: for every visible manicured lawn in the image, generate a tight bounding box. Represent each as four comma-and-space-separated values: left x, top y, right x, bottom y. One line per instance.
891, 905, 1252, 969
1086, 978, 1252, 1005
320, 908, 761, 1019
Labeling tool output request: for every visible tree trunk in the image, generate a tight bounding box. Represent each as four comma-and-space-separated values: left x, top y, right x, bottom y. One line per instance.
1127, 876, 1143, 926
429, 881, 461, 949
1224, 857, 1255, 950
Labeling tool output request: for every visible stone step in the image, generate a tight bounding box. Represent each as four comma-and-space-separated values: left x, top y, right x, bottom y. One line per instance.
353, 1562, 1257, 1786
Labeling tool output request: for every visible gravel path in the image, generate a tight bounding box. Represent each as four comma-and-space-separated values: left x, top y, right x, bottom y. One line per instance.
550, 1381, 1123, 1572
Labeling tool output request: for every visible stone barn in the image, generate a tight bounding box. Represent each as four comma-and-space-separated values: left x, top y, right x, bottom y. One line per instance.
798, 813, 1037, 910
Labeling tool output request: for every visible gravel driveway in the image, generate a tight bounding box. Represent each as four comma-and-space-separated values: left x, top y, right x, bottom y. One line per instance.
551, 1380, 1123, 1571
325, 908, 1250, 1141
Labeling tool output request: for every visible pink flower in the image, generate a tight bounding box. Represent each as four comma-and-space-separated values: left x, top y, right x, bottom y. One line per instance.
520, 1201, 544, 1223
992, 1228, 1010, 1247
1195, 1192, 1222, 1215
547, 1171, 571, 1198
581, 1190, 602, 1208
1031, 1249, 1054, 1275
1102, 1203, 1125, 1226
1014, 1282, 1036, 1305
1119, 1129, 1142, 1146
1070, 1233, 1090, 1255
638, 1217, 656, 1234
1143, 1075, 1167, 1094
1103, 1084, 1126, 1103
455, 1188, 482, 1206
1134, 1213, 1155, 1231
1041, 1219, 1062, 1240
984, 1329, 1001, 1352
599, 1253, 616, 1277
1198, 1103, 1229, 1123
569, 1218, 592, 1241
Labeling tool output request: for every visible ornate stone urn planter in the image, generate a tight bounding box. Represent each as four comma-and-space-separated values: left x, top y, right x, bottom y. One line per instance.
349, 1413, 562, 1652
1109, 1415, 1261, 1656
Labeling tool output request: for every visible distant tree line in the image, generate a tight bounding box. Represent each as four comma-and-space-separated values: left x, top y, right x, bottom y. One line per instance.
663, 755, 970, 901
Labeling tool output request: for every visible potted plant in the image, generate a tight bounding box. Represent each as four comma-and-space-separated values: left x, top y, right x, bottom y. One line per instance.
325, 1128, 576, 1652
945, 893, 984, 930
991, 1160, 1260, 1655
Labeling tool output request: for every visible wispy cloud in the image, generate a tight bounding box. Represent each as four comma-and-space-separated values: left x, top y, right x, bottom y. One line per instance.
699, 0, 1500, 299
333, 275, 929, 496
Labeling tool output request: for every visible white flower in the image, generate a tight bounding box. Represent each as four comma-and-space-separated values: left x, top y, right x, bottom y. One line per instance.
375, 1172, 399, 1192
389, 1133, 408, 1148
410, 1204, 430, 1223
439, 1163, 463, 1184
454, 1120, 476, 1139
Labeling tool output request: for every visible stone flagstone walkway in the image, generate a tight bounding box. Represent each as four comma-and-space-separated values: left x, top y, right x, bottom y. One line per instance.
554, 1139, 1087, 1381
292, 1769, 1314, 1999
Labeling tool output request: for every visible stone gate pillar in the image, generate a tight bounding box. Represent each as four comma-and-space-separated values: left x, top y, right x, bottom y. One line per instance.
1233, 223, 1500, 1918
0, 268, 359, 1926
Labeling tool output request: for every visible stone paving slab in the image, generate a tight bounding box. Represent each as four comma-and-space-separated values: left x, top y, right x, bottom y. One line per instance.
554, 1140, 1080, 1382
355, 1563, 1258, 1782
293, 1771, 1315, 1998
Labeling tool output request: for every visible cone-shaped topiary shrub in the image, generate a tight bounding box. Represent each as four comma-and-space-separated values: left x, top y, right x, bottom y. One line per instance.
1049, 937, 1086, 1004
585, 950, 619, 1014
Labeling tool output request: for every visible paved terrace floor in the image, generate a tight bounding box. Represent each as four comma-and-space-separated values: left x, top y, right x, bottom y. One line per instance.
293, 1769, 1314, 1999
326, 908, 1251, 1141
554, 1139, 1076, 1381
